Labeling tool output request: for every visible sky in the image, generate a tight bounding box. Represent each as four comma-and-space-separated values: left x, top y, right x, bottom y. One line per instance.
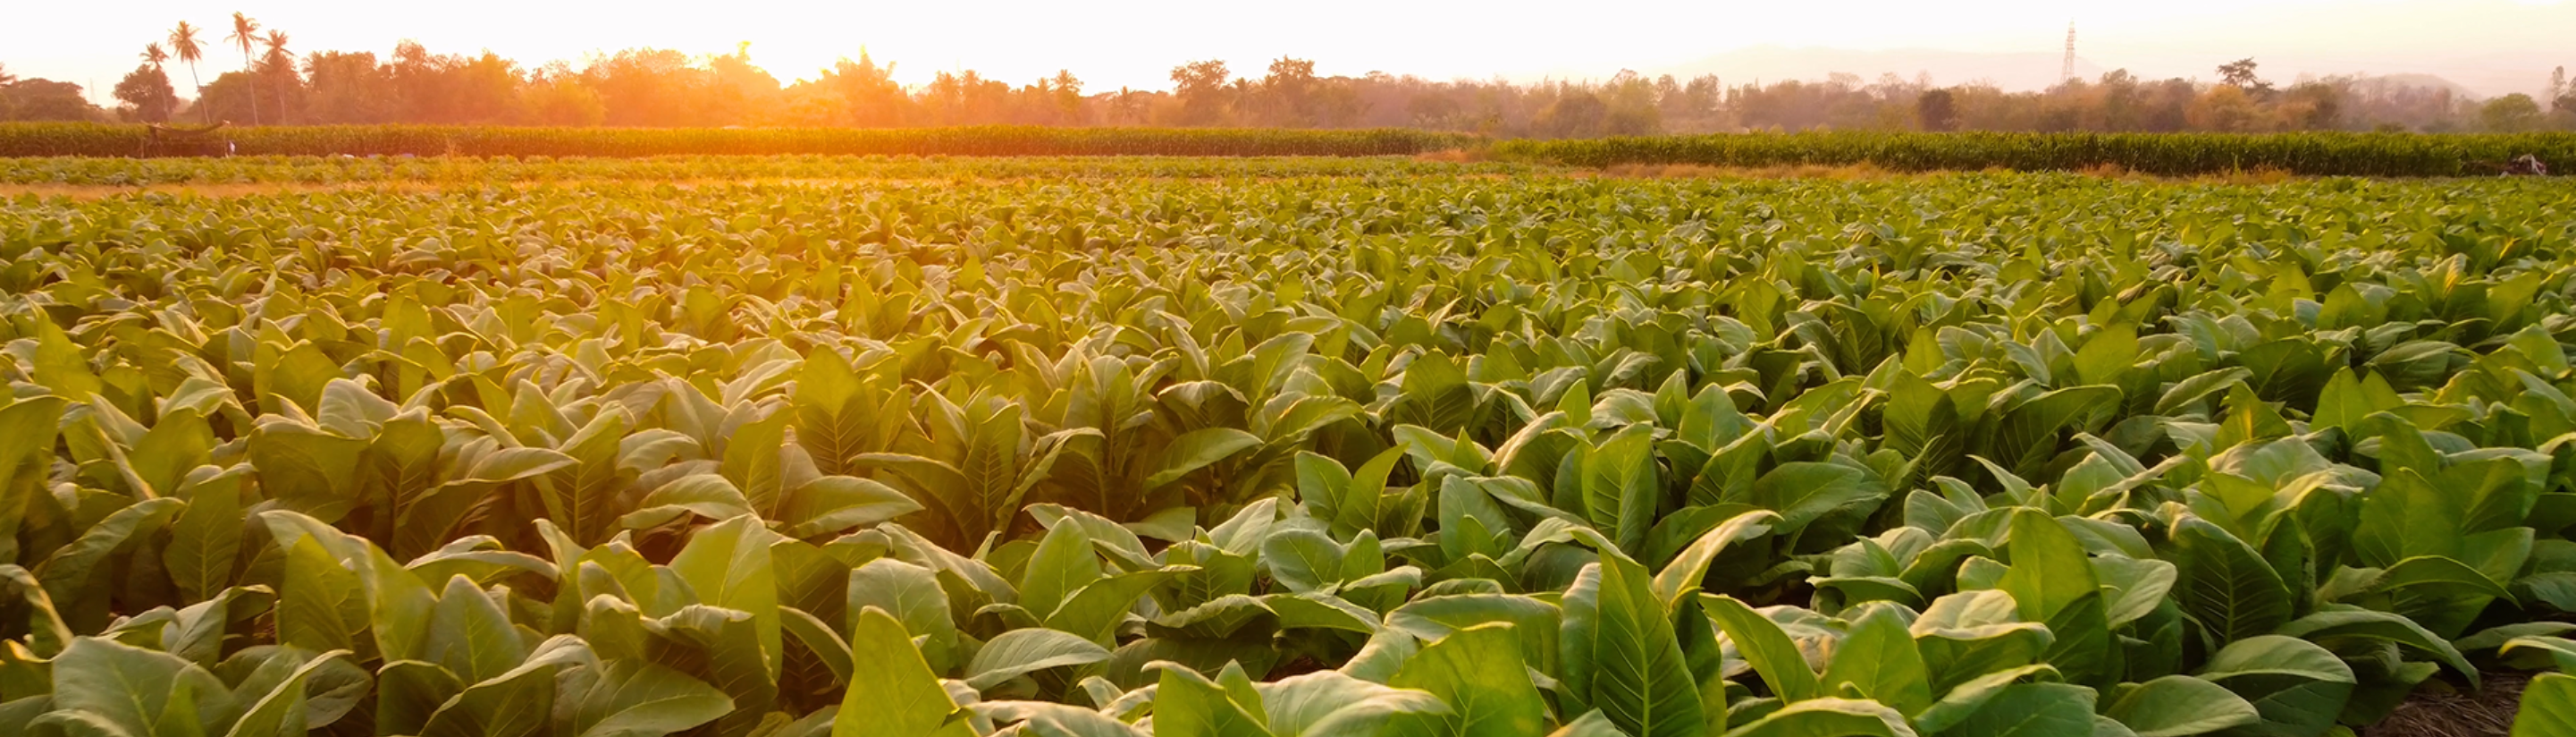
5, 0, 2572, 105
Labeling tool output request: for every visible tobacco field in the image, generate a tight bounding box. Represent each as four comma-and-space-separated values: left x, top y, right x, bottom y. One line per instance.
3, 161, 2576, 736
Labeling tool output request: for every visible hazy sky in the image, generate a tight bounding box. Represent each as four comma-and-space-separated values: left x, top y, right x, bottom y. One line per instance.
7, 0, 2572, 103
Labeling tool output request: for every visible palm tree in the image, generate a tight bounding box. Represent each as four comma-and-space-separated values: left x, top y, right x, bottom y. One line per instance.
226, 13, 262, 124
141, 43, 169, 70
261, 30, 291, 123
168, 21, 206, 123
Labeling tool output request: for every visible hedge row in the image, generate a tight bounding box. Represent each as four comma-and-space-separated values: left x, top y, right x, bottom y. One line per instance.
0, 123, 1474, 158
1493, 131, 2576, 177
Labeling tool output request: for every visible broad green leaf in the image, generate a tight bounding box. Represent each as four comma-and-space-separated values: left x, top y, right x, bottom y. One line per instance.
1050, 568, 1187, 646
619, 473, 755, 529
669, 514, 782, 680
1985, 385, 2119, 479
1929, 682, 2088, 737
417, 637, 590, 737
2274, 607, 2476, 688
1909, 664, 2059, 732
2091, 555, 2177, 628
835, 607, 972, 737
1577, 554, 1705, 737
2074, 324, 2138, 386
33, 318, 102, 400
39, 497, 183, 632
1385, 594, 1562, 674
563, 657, 733, 737
1722, 697, 1915, 737
779, 475, 922, 538
1388, 623, 1545, 737
1147, 428, 1262, 488
46, 637, 236, 737
1702, 594, 1821, 703
780, 606, 853, 686
2099, 675, 2260, 737
1547, 710, 1631, 737
1023, 521, 1110, 624
165, 470, 248, 602
1750, 462, 1886, 535
2166, 516, 2291, 647
2370, 555, 2511, 600
277, 536, 362, 657
1149, 662, 1275, 737
129, 409, 214, 497
720, 410, 792, 515
1820, 606, 1932, 716
1258, 670, 1448, 737
420, 575, 526, 685
794, 347, 873, 476
849, 559, 956, 668
2513, 673, 2576, 737
1262, 529, 1347, 594
1582, 424, 1660, 559
1993, 510, 2113, 683
973, 700, 1149, 737
1997, 510, 2096, 623
221, 649, 354, 737
964, 627, 1112, 690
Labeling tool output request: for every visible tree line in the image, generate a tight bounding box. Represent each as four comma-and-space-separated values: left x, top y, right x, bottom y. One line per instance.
3, 15, 2573, 135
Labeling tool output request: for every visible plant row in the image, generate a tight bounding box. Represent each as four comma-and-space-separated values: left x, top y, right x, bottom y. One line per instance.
1493, 131, 2576, 177
3, 171, 2576, 735
0, 155, 1525, 187
10, 124, 2576, 178
0, 123, 1472, 159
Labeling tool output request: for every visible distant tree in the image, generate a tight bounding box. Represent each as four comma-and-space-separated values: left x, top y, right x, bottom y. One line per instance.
1599, 70, 1662, 134
1533, 90, 1607, 138
1310, 77, 1368, 127
2187, 84, 2260, 131
1169, 60, 1230, 125
820, 51, 908, 126
1407, 91, 1461, 127
227, 13, 261, 124
2555, 66, 2574, 127
3, 78, 103, 121
193, 71, 265, 123
1258, 57, 1317, 125
2275, 81, 2344, 130
2218, 58, 2272, 97
2095, 70, 2143, 131
141, 44, 168, 71
589, 47, 708, 126
113, 64, 179, 122
1916, 89, 1958, 131
704, 43, 782, 124
169, 21, 206, 121
1049, 70, 1083, 123
523, 64, 605, 125
2481, 93, 2544, 132
302, 50, 391, 123
260, 30, 296, 123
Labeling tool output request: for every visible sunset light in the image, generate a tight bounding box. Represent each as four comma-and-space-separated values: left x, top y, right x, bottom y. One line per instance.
1, 2, 2572, 736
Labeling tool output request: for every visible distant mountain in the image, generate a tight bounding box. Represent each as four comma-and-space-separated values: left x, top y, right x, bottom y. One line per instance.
2342, 72, 2479, 99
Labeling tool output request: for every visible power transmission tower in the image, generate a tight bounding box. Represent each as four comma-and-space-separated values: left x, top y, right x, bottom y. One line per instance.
2061, 22, 2077, 83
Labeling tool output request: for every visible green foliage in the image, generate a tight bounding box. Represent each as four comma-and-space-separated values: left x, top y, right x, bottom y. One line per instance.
1495, 130, 2576, 176
0, 123, 1469, 157
2, 159, 2576, 735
